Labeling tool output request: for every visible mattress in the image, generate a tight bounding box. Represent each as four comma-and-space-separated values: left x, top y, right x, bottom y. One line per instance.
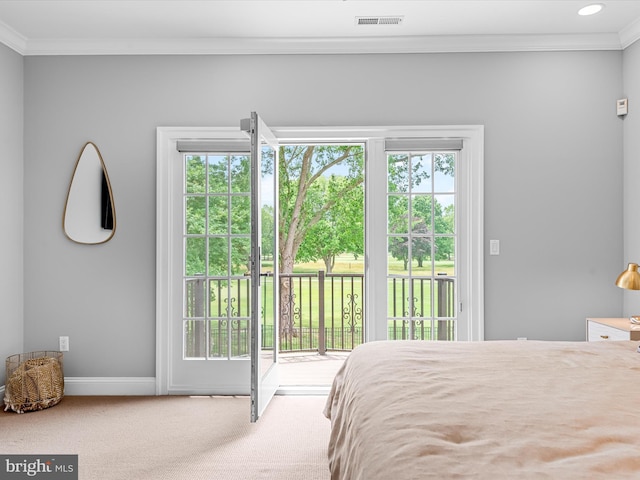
324, 340, 640, 479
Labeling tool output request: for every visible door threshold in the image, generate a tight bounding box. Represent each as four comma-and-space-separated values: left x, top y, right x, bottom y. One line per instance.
276, 385, 330, 396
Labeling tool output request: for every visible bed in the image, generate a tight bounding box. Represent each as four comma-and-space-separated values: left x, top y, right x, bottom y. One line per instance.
324, 340, 640, 479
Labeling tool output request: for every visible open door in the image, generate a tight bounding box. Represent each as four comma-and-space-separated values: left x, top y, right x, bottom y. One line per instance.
243, 112, 280, 422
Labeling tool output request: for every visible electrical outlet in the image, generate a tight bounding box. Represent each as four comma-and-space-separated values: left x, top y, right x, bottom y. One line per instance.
59, 336, 69, 351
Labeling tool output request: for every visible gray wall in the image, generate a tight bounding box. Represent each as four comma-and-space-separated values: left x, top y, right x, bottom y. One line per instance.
21, 51, 624, 378
0, 43, 23, 386
623, 42, 640, 316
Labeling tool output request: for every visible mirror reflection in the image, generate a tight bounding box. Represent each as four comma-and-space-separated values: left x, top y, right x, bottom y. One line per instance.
63, 142, 116, 244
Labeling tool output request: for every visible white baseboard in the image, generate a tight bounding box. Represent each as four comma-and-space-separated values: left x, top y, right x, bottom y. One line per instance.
63, 377, 156, 396
3, 379, 327, 397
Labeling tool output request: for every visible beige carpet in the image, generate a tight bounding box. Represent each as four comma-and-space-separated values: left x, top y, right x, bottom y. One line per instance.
1, 395, 331, 480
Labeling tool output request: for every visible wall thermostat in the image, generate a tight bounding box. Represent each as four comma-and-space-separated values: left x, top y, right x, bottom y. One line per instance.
617, 98, 628, 116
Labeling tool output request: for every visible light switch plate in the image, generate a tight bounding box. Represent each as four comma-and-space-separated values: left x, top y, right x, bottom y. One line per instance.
490, 239, 500, 255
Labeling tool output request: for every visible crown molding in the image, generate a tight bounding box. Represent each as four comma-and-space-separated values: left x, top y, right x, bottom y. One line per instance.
0, 31, 628, 56
0, 19, 27, 55
620, 17, 640, 49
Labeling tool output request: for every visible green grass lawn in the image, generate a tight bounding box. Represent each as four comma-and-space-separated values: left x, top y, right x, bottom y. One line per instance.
266, 253, 454, 275
255, 255, 455, 329
201, 256, 456, 355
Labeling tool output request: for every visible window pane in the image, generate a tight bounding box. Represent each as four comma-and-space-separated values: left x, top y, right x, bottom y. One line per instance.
185, 237, 205, 276
208, 237, 228, 276
412, 319, 432, 341
388, 196, 408, 234
208, 319, 228, 358
434, 277, 455, 318
208, 156, 228, 194
261, 206, 276, 268
208, 196, 228, 235
230, 196, 251, 234
411, 237, 433, 277
387, 277, 410, 318
185, 196, 206, 234
388, 154, 409, 192
436, 237, 456, 276
185, 156, 206, 194
230, 155, 250, 193
388, 237, 409, 275
411, 278, 432, 317
184, 320, 206, 359
411, 194, 432, 231
209, 278, 250, 320
230, 277, 251, 318
209, 279, 227, 318
230, 237, 251, 276
184, 278, 206, 318
435, 195, 454, 234
434, 153, 455, 193
435, 320, 456, 341
388, 319, 410, 340
230, 318, 250, 358
411, 153, 432, 193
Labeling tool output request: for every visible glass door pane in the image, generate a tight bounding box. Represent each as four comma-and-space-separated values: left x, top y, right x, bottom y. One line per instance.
386, 150, 457, 341
183, 153, 252, 360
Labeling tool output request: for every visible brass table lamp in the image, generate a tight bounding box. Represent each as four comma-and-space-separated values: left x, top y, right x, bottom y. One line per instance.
615, 263, 640, 323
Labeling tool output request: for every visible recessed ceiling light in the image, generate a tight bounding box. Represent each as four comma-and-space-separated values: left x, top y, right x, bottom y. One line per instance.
578, 4, 604, 16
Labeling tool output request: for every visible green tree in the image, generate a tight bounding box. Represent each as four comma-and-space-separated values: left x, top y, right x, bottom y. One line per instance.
296, 176, 364, 273
278, 145, 364, 331
435, 204, 455, 261
279, 145, 364, 275
261, 204, 275, 267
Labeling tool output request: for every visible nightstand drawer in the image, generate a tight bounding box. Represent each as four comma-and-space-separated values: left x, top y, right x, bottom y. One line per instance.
587, 320, 630, 341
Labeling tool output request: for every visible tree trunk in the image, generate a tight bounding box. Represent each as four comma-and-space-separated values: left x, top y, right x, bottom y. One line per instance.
279, 253, 296, 337
323, 255, 334, 274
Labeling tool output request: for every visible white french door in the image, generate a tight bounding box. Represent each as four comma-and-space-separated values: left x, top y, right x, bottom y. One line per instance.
385, 143, 460, 341
244, 112, 280, 422
156, 113, 280, 422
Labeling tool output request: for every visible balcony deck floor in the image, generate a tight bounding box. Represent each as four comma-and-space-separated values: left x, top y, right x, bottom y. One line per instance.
278, 351, 350, 386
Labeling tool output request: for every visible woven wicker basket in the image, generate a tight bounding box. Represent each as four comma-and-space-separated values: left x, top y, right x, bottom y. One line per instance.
4, 351, 64, 414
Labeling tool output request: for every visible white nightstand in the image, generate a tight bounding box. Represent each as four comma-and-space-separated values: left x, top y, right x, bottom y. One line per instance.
586, 317, 640, 341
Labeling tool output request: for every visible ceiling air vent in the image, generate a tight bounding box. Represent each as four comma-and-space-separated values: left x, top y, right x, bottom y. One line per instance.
356, 16, 404, 26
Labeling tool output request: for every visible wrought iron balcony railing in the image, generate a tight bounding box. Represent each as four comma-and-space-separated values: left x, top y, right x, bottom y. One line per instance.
184, 271, 454, 359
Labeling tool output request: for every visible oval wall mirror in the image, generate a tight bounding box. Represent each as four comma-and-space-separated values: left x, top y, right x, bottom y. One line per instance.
63, 142, 116, 244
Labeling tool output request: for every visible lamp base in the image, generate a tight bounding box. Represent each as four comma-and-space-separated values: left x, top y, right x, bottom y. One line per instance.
630, 316, 640, 324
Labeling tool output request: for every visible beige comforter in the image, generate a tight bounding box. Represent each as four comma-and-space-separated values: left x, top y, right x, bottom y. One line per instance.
324, 340, 640, 479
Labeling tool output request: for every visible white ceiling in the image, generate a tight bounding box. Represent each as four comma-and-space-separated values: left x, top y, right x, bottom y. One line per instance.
1, 0, 640, 55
